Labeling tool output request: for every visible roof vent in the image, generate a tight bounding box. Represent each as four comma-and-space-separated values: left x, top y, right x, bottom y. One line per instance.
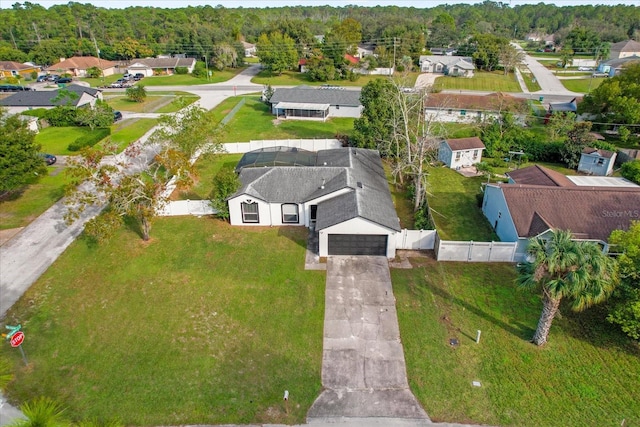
357, 182, 363, 189
320, 178, 326, 189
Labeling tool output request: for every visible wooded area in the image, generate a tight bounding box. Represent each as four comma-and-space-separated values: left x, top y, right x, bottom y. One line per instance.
1, 2, 638, 66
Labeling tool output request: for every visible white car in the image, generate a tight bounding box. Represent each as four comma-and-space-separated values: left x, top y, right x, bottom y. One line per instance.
578, 66, 593, 71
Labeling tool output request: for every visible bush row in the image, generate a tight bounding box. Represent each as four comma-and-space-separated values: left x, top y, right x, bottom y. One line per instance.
68, 127, 111, 151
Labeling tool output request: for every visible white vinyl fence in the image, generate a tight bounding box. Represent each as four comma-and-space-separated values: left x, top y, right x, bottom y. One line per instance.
223, 139, 342, 153
395, 229, 437, 250
158, 200, 216, 217
435, 239, 518, 262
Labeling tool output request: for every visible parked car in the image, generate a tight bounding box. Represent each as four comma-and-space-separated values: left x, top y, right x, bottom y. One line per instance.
41, 153, 57, 165
578, 66, 593, 71
123, 73, 132, 81
36, 75, 47, 83
109, 81, 123, 88
56, 77, 73, 84
592, 72, 609, 78
134, 73, 145, 80
113, 111, 123, 122
0, 85, 32, 92
46, 75, 60, 82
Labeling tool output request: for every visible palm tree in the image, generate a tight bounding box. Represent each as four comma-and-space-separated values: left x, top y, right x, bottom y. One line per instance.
9, 397, 69, 427
517, 230, 618, 346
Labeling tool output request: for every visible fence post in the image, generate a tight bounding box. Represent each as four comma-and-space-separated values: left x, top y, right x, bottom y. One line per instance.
468, 241, 473, 262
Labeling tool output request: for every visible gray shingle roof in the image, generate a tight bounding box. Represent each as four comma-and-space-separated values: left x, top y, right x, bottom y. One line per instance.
128, 58, 196, 69
0, 84, 100, 107
269, 87, 361, 107
233, 147, 400, 232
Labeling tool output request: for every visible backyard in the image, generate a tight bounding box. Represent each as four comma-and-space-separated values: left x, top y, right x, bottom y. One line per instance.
394, 256, 640, 426
426, 166, 497, 241
251, 70, 419, 87
1, 217, 325, 425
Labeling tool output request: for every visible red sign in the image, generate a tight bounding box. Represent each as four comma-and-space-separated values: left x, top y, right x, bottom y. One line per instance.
10, 331, 24, 347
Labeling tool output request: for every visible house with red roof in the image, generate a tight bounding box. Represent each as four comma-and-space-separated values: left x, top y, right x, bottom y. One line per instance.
48, 56, 118, 77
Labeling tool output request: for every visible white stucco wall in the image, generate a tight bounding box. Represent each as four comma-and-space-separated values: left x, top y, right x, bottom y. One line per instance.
577, 152, 616, 176
328, 105, 362, 118
228, 196, 270, 226
319, 217, 397, 258
482, 185, 519, 242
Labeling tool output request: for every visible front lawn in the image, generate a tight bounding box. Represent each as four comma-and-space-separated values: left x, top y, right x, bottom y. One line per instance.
426, 166, 497, 241
140, 69, 241, 86
0, 169, 69, 230
433, 71, 521, 92
560, 77, 604, 94
105, 95, 197, 113
394, 257, 640, 427
518, 68, 542, 92
252, 70, 419, 87
106, 118, 158, 152
35, 127, 98, 155
2, 217, 325, 425
222, 97, 354, 142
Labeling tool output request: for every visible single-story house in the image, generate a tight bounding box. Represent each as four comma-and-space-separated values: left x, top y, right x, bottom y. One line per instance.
424, 92, 528, 123
598, 55, 640, 77
269, 86, 362, 121
241, 41, 256, 57
610, 39, 640, 60
356, 43, 375, 58
438, 137, 485, 169
0, 84, 103, 114
47, 56, 118, 77
483, 164, 640, 258
418, 55, 475, 77
525, 32, 546, 42
548, 97, 578, 114
127, 57, 196, 76
0, 61, 41, 79
228, 146, 401, 258
578, 147, 617, 176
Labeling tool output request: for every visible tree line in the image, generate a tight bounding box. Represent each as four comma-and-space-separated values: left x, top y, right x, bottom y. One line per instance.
1, 2, 638, 67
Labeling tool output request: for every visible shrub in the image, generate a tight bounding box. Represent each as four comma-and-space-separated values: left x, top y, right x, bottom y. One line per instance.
68, 127, 110, 151
21, 108, 48, 118
191, 62, 207, 78
414, 202, 434, 230
45, 106, 77, 127
175, 66, 188, 75
621, 160, 640, 185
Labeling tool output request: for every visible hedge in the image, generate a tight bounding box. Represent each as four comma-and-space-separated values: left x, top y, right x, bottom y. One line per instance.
68, 127, 111, 151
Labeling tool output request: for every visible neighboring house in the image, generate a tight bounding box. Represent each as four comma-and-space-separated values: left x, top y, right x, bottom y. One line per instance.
578, 147, 617, 176
269, 86, 362, 120
0, 61, 40, 78
127, 57, 196, 76
543, 35, 555, 48
47, 56, 118, 77
548, 97, 577, 114
525, 32, 546, 42
598, 55, 640, 76
241, 41, 256, 57
483, 164, 640, 258
424, 92, 527, 123
0, 84, 103, 114
418, 55, 475, 77
228, 146, 401, 258
609, 39, 640, 60
356, 43, 375, 58
438, 137, 485, 169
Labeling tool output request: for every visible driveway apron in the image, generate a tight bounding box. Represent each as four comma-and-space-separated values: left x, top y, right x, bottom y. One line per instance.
308, 256, 429, 420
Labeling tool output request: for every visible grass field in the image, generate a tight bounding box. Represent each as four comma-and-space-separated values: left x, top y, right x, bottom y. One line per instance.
0, 169, 69, 230
560, 77, 604, 93
426, 166, 497, 241
1, 217, 325, 425
105, 95, 198, 113
433, 71, 521, 92
140, 69, 241, 86
80, 74, 124, 88
35, 127, 97, 155
222, 97, 354, 142
518, 68, 542, 92
394, 257, 640, 426
106, 118, 158, 152
251, 70, 419, 88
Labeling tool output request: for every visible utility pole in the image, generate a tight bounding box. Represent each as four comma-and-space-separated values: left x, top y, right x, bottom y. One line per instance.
393, 37, 397, 70
9, 27, 18, 49
92, 36, 105, 84
204, 54, 210, 81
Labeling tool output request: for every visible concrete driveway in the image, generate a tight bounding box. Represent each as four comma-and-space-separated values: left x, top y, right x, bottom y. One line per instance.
308, 256, 428, 421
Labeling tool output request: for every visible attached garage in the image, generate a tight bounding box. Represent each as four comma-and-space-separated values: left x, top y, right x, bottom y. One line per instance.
327, 234, 388, 256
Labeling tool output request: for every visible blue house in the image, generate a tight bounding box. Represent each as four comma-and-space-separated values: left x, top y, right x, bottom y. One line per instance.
577, 148, 617, 176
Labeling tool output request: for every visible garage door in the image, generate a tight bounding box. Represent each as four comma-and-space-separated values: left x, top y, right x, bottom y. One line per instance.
328, 234, 388, 256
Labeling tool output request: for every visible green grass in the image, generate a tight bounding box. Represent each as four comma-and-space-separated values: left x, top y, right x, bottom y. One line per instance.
140, 69, 241, 86
105, 95, 199, 113
175, 153, 243, 200
222, 97, 354, 142
433, 71, 521, 93
519, 68, 542, 92
394, 258, 640, 427
0, 169, 70, 229
251, 70, 419, 87
155, 96, 199, 113
1, 217, 325, 425
561, 77, 604, 94
427, 166, 497, 241
80, 74, 124, 88
35, 127, 97, 155
106, 118, 158, 152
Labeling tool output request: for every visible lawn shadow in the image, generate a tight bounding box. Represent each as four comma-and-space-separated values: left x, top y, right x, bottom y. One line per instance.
123, 215, 144, 240
276, 226, 308, 251
426, 279, 534, 341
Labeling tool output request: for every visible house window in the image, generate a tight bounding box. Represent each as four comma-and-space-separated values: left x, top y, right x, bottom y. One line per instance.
241, 202, 259, 223
473, 150, 479, 159
455, 151, 461, 161
281, 204, 299, 223
448, 109, 452, 114
597, 158, 604, 166
460, 110, 466, 116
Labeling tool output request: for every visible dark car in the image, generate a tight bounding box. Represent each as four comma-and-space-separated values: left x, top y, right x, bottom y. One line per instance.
134, 73, 145, 80
46, 75, 60, 82
56, 77, 73, 84
36, 75, 47, 83
113, 111, 123, 122
42, 154, 57, 165
0, 85, 31, 92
